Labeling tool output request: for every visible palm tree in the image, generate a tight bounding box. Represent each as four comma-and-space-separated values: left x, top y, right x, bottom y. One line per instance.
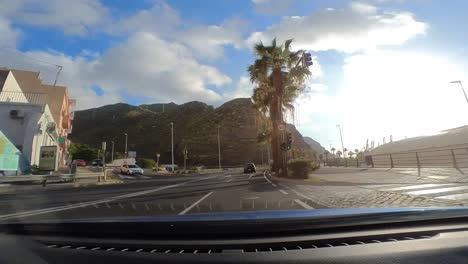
336, 150, 342, 158
324, 150, 330, 166
331, 147, 336, 155
348, 151, 354, 158
249, 38, 311, 176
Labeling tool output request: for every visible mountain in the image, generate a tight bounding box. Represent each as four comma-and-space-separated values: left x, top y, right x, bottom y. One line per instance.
303, 136, 326, 154
70, 98, 315, 166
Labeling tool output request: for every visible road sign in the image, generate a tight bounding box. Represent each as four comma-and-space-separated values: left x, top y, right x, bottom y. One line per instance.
58, 137, 66, 144
39, 146, 58, 171
102, 142, 106, 151
156, 153, 160, 158
128, 151, 136, 158
0, 131, 20, 171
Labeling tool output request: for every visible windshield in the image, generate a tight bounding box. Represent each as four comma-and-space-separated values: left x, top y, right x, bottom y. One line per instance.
1, 0, 468, 224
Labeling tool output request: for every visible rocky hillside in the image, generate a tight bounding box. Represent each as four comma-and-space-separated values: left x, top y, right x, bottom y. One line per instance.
70, 98, 315, 166
303, 136, 326, 154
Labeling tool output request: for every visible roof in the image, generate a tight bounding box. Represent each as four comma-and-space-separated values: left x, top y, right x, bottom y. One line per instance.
40, 84, 68, 125
0, 70, 9, 92
9, 69, 42, 93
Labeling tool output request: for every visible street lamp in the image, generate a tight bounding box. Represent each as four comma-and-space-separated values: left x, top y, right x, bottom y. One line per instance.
111, 141, 115, 162
336, 125, 346, 158
123, 133, 128, 158
217, 125, 221, 170
449, 80, 468, 105
170, 122, 174, 171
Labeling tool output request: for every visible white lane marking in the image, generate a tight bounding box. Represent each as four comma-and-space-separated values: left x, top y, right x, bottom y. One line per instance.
271, 183, 277, 187
382, 184, 455, 191
407, 185, 468, 195
437, 192, 468, 200
263, 171, 277, 186
0, 177, 212, 220
281, 184, 314, 201
225, 178, 233, 183
294, 199, 314, 209
178, 191, 214, 215
248, 174, 254, 179
278, 189, 288, 195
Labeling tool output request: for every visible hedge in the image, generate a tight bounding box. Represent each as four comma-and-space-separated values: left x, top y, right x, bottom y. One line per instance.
287, 158, 320, 179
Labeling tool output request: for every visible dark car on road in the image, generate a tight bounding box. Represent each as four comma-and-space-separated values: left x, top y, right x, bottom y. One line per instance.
243, 163, 256, 173
92, 159, 103, 167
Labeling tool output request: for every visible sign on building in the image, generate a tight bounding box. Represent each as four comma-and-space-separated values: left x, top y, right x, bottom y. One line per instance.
39, 146, 58, 171
0, 131, 20, 171
128, 151, 137, 158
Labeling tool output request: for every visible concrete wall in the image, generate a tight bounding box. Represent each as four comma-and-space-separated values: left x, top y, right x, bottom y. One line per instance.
0, 103, 57, 167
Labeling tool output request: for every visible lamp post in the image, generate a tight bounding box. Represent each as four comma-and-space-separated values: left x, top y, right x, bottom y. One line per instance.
123, 133, 128, 158
217, 125, 221, 170
111, 141, 114, 162
336, 125, 346, 158
170, 122, 174, 171
449, 80, 468, 105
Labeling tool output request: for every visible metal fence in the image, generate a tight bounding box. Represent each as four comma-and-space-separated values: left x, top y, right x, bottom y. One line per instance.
0, 91, 47, 105
368, 146, 468, 169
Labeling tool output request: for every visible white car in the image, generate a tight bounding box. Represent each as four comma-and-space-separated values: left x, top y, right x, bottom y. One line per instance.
120, 164, 144, 175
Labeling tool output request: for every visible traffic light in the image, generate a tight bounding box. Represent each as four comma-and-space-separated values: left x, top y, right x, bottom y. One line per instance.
281, 142, 287, 151
286, 132, 292, 150
302, 52, 313, 67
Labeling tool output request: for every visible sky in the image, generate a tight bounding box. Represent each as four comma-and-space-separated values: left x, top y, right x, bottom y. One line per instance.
1, 0, 468, 152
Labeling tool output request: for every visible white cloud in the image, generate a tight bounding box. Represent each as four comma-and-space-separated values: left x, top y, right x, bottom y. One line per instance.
223, 76, 254, 100
0, 0, 109, 35
107, 1, 180, 36
247, 2, 427, 53
177, 18, 247, 60
0, 17, 20, 47
0, 32, 232, 109
252, 0, 294, 15
297, 50, 468, 150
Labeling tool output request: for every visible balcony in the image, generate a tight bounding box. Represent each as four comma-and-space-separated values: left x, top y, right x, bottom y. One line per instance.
0, 91, 47, 105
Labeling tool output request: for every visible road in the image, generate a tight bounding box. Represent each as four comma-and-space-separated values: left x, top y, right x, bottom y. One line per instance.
0, 171, 322, 222
2, 168, 468, 222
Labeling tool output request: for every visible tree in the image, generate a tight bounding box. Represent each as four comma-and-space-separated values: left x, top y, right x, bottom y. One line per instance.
331, 147, 336, 155
348, 151, 354, 158
249, 38, 311, 177
336, 150, 342, 158
354, 148, 359, 154
69, 143, 99, 161
324, 150, 330, 165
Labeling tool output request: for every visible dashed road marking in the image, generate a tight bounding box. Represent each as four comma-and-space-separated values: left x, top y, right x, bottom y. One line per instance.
294, 199, 314, 209
225, 178, 233, 183
278, 189, 288, 195
178, 191, 214, 215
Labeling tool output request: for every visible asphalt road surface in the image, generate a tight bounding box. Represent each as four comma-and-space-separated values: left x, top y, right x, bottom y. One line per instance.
0, 171, 325, 222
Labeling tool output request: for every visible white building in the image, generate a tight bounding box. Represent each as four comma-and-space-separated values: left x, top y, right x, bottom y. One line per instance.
0, 69, 58, 173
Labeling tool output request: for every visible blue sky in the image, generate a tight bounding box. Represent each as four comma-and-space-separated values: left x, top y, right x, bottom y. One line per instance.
1, 0, 468, 151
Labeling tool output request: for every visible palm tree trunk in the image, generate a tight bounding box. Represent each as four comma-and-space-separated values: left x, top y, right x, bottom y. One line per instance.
271, 67, 288, 177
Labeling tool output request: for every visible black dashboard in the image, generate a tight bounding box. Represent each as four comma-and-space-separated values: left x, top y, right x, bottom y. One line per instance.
3, 210, 468, 263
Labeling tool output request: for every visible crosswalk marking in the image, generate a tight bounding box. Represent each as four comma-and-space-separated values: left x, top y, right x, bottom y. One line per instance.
407, 185, 468, 195
382, 184, 455, 191
367, 182, 468, 201
437, 193, 468, 200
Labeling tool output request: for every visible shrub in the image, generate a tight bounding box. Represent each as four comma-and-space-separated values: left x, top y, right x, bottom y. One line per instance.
137, 158, 156, 169
287, 158, 319, 179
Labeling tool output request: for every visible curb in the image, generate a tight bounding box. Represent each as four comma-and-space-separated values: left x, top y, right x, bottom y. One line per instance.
264, 171, 323, 185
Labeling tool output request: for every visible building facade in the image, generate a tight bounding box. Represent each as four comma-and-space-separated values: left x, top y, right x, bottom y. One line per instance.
0, 68, 74, 172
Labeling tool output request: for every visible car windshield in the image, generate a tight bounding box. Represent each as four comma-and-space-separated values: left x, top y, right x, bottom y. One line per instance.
1, 0, 468, 225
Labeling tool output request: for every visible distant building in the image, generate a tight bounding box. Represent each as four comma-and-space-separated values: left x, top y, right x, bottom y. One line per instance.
0, 68, 75, 172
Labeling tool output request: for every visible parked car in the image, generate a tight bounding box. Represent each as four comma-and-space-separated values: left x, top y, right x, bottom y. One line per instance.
72, 159, 86, 167
120, 164, 144, 175
92, 159, 103, 167
243, 163, 256, 173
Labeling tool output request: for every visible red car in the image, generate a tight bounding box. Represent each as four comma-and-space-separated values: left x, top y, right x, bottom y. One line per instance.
72, 159, 86, 167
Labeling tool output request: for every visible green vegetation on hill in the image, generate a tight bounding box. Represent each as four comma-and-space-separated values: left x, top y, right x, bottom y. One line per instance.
70, 98, 315, 166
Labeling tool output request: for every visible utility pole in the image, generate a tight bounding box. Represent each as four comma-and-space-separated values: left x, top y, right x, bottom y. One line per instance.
111, 141, 114, 163
123, 133, 128, 158
170, 122, 174, 171
183, 145, 188, 170
53, 65, 63, 86
217, 125, 221, 170
336, 125, 346, 158
449, 81, 468, 105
